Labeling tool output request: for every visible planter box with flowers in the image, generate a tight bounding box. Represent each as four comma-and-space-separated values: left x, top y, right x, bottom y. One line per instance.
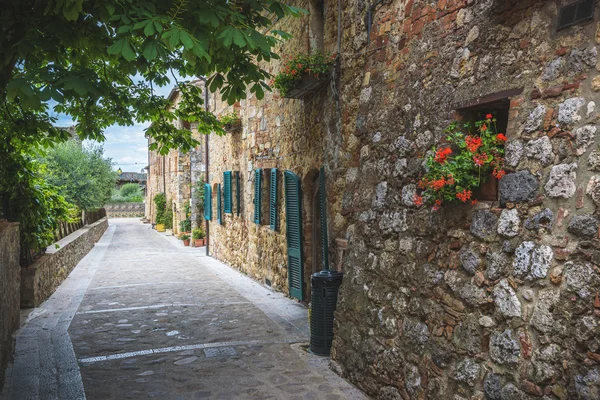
273, 52, 336, 99
192, 227, 206, 247
413, 114, 507, 211
219, 112, 242, 132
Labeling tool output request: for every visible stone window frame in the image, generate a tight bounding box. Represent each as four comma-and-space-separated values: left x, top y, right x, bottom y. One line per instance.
454, 88, 523, 203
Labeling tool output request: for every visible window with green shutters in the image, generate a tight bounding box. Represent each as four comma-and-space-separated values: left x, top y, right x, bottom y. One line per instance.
253, 169, 261, 224
217, 183, 222, 224
269, 168, 278, 230
224, 171, 232, 213
203, 184, 211, 220
284, 170, 303, 301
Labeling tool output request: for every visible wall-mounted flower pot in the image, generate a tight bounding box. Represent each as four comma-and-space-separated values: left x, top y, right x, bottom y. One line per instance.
283, 71, 331, 99
165, 228, 173, 236
224, 121, 242, 132
194, 238, 205, 247
183, 239, 190, 246
156, 223, 165, 232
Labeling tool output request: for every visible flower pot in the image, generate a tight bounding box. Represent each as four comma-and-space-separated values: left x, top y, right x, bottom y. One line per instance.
183, 239, 190, 246
156, 223, 165, 232
194, 238, 205, 247
165, 228, 173, 236
283, 71, 331, 99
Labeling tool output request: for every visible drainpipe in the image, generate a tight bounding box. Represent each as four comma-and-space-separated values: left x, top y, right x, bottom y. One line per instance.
204, 79, 210, 257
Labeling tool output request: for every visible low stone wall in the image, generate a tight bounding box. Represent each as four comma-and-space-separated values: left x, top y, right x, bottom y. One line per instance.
20, 218, 108, 308
105, 202, 144, 218
0, 221, 20, 388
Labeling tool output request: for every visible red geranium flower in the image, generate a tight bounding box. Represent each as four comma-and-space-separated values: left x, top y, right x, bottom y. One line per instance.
446, 175, 455, 185
465, 136, 482, 153
471, 199, 478, 205
496, 133, 507, 142
434, 147, 452, 164
432, 199, 442, 211
429, 178, 446, 191
456, 189, 472, 203
493, 169, 506, 179
413, 194, 424, 207
486, 114, 493, 119
480, 124, 488, 132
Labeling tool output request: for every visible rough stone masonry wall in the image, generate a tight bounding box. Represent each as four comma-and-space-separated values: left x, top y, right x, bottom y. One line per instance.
105, 202, 144, 218
331, 0, 600, 399
208, 0, 339, 299
0, 222, 20, 390
21, 218, 108, 308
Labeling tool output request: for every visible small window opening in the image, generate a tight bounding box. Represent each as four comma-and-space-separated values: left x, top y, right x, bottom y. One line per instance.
309, 0, 325, 52
558, 0, 594, 30
457, 98, 510, 202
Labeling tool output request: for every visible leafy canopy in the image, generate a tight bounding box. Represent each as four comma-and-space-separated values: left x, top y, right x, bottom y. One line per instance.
0, 0, 305, 154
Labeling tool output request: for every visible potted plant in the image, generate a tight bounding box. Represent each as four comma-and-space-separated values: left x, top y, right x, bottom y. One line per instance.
219, 112, 241, 131
164, 201, 174, 235
413, 114, 507, 211
192, 227, 205, 247
154, 193, 166, 232
273, 51, 336, 99
180, 233, 190, 246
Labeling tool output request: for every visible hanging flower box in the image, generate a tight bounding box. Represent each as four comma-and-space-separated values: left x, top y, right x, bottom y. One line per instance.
273, 52, 336, 99
219, 112, 242, 132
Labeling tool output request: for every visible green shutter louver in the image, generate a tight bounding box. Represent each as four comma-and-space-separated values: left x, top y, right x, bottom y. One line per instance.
217, 183, 222, 224
284, 171, 303, 301
253, 169, 261, 224
236, 171, 240, 216
203, 184, 212, 220
224, 171, 232, 213
319, 167, 329, 270
269, 168, 278, 230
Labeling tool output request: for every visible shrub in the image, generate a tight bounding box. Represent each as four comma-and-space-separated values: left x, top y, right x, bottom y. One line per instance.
120, 183, 142, 198
164, 201, 173, 229
192, 227, 204, 239
180, 234, 190, 241
154, 193, 166, 224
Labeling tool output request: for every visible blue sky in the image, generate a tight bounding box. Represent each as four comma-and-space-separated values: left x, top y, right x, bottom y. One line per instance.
52, 79, 177, 173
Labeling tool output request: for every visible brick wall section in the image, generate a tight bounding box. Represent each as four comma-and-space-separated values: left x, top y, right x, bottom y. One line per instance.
20, 218, 108, 308
0, 222, 20, 390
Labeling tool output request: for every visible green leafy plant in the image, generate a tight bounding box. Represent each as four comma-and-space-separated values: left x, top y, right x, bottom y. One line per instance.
180, 233, 190, 241
415, 114, 507, 210
193, 181, 205, 221
192, 227, 205, 240
219, 112, 241, 127
164, 201, 174, 229
154, 193, 166, 224
273, 51, 336, 97
179, 218, 191, 233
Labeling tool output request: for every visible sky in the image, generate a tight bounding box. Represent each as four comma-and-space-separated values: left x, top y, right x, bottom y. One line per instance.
52, 79, 177, 173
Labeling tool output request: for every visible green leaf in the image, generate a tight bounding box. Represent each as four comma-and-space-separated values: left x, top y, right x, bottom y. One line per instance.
107, 38, 125, 55
144, 21, 156, 36
142, 40, 158, 60
217, 27, 234, 47
121, 40, 137, 61
232, 30, 245, 48
168, 29, 180, 47
180, 30, 193, 49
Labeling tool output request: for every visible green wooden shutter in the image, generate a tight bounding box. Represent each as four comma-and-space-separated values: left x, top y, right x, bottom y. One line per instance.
269, 168, 278, 230
284, 171, 303, 301
236, 171, 240, 216
217, 183, 222, 224
204, 184, 211, 220
253, 169, 261, 224
319, 167, 329, 269
224, 171, 232, 213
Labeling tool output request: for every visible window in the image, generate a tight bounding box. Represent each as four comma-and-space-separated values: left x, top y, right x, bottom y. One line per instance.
203, 184, 212, 220
235, 171, 241, 216
456, 98, 511, 201
558, 0, 594, 30
224, 171, 232, 214
217, 183, 222, 224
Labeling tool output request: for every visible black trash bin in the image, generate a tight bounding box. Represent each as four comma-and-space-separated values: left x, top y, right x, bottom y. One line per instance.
310, 270, 343, 356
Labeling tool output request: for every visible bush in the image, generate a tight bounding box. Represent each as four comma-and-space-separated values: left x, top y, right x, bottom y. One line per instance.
154, 193, 166, 224
192, 227, 204, 239
164, 201, 173, 229
120, 183, 142, 198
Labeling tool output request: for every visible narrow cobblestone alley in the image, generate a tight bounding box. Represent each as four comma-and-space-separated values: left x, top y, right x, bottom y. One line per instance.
1, 219, 367, 400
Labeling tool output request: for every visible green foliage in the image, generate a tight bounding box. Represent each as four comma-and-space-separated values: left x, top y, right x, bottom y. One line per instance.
41, 141, 117, 211
0, 0, 306, 155
154, 193, 166, 224
193, 180, 205, 214
416, 115, 507, 210
180, 233, 190, 241
164, 200, 174, 229
273, 51, 336, 97
219, 112, 240, 128
179, 218, 191, 233
192, 227, 204, 239
111, 183, 143, 203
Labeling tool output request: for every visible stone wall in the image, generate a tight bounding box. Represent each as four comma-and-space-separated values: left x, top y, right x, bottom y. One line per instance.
21, 218, 108, 308
0, 222, 20, 389
330, 0, 600, 399
203, 0, 600, 398
105, 202, 145, 218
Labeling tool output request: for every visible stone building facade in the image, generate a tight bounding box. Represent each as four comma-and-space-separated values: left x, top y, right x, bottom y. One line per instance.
171, 0, 600, 398
146, 82, 205, 232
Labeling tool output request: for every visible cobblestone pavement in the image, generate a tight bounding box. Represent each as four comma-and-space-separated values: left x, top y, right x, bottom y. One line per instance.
1, 219, 368, 400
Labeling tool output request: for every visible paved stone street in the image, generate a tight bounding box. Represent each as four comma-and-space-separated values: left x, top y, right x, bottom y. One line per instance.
1, 219, 367, 399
